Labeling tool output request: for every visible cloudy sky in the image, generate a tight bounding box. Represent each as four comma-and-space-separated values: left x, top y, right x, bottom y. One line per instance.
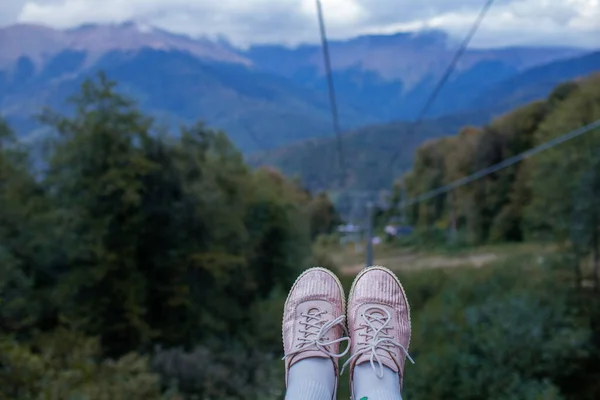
1, 0, 599, 48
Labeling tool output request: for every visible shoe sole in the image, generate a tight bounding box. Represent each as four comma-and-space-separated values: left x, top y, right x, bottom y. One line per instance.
347, 265, 411, 350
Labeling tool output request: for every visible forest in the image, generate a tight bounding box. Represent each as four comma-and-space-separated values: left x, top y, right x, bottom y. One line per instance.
0, 73, 340, 399
1, 71, 600, 399
400, 73, 600, 262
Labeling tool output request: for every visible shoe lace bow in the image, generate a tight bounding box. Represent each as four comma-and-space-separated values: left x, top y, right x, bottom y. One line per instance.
341, 305, 415, 378
283, 308, 350, 361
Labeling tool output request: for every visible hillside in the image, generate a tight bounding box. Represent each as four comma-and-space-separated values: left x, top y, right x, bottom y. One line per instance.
252, 112, 485, 192
470, 50, 600, 111
399, 71, 600, 245
0, 22, 592, 153
258, 51, 600, 193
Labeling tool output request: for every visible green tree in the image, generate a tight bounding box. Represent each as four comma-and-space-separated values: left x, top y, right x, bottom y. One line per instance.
307, 192, 341, 239
525, 73, 600, 244
397, 73, 600, 247
40, 74, 159, 355
0, 118, 51, 334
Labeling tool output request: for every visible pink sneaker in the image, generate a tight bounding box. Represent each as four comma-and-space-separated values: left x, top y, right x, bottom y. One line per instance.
342, 266, 414, 394
282, 267, 350, 394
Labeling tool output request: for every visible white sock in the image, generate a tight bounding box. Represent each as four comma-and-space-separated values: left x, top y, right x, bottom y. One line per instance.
353, 363, 403, 400
285, 358, 336, 400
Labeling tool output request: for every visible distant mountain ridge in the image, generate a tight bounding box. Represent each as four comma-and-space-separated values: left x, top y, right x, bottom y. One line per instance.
470, 50, 600, 111
245, 31, 581, 87
255, 53, 600, 193
0, 22, 596, 154
243, 31, 584, 120
0, 22, 251, 69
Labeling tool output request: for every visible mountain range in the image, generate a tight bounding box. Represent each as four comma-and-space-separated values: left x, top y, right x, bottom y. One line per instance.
257, 50, 600, 193
2, 21, 598, 158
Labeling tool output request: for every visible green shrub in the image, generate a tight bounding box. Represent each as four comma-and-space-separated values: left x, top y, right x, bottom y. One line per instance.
404, 257, 592, 399
151, 344, 284, 400
0, 329, 175, 400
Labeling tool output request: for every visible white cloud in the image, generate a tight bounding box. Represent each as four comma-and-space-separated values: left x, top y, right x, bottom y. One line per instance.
300, 0, 363, 25
3, 0, 599, 48
0, 0, 28, 25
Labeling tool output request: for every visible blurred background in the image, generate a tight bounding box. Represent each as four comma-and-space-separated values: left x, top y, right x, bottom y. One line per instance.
1, 0, 599, 398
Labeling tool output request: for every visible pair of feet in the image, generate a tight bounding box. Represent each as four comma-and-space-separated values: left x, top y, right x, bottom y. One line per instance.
282, 266, 414, 399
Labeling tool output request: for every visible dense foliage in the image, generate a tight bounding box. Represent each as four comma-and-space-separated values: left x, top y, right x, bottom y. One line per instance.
332, 250, 599, 400
399, 74, 600, 256
0, 73, 338, 399
369, 72, 600, 399
399, 252, 600, 400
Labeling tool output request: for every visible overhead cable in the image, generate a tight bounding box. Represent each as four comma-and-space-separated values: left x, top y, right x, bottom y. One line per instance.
388, 0, 497, 169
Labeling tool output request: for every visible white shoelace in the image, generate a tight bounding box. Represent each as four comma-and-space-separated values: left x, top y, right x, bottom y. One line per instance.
341, 305, 415, 378
283, 309, 351, 361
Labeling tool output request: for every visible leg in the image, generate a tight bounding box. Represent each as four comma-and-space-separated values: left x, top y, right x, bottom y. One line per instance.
286, 358, 336, 399
282, 267, 350, 400
353, 363, 404, 400
343, 266, 414, 400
